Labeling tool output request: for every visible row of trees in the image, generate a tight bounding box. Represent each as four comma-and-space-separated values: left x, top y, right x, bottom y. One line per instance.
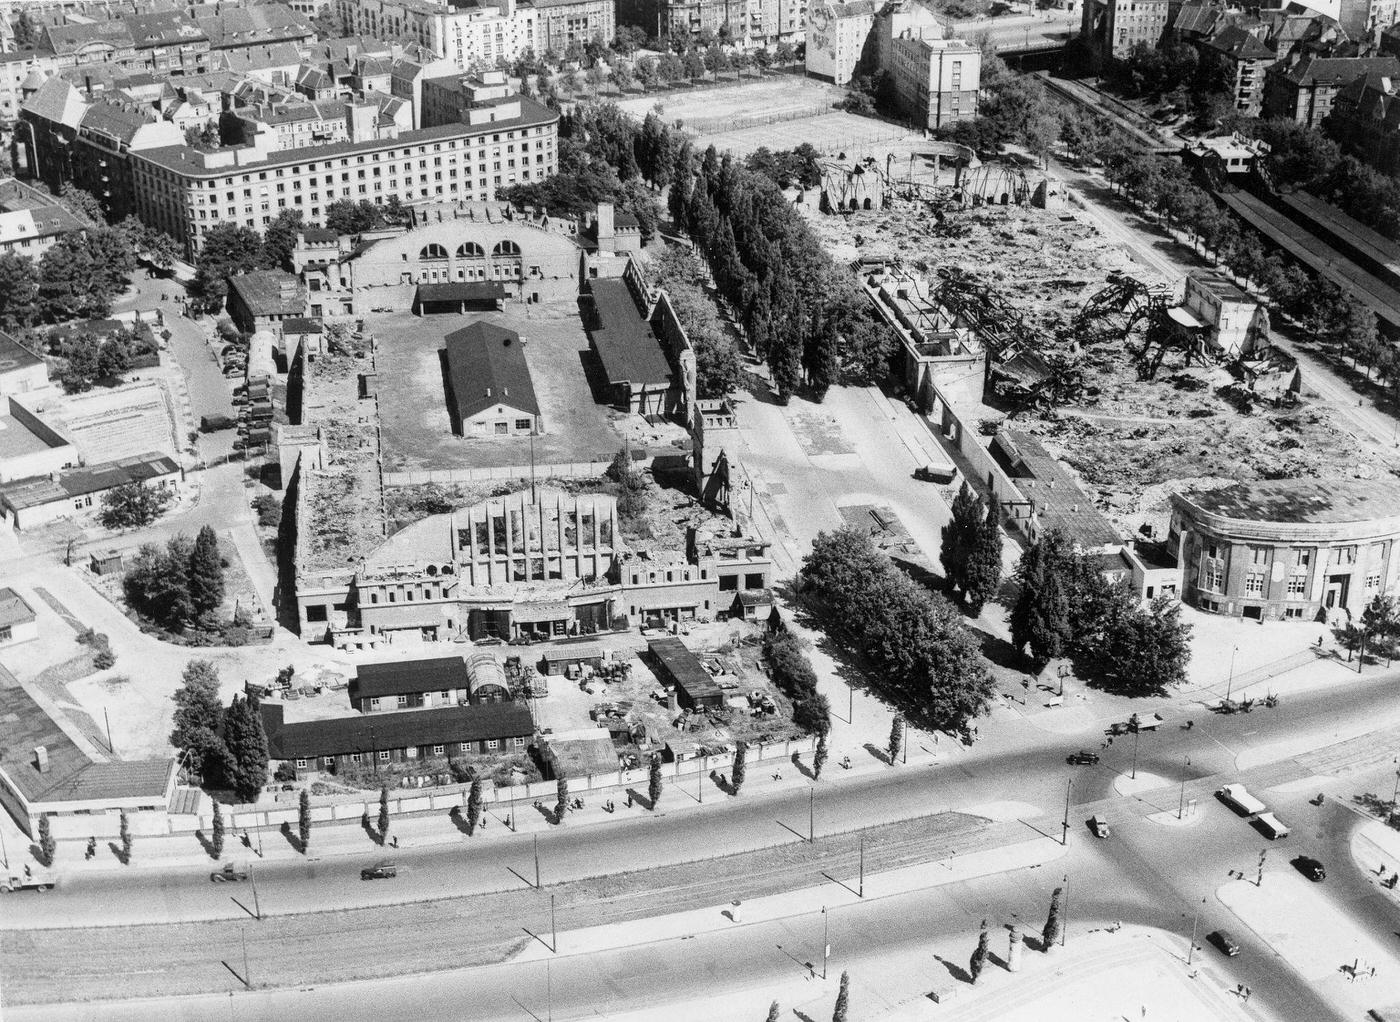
499, 105, 662, 243
762, 629, 832, 735
644, 245, 744, 397
800, 528, 994, 731
1011, 529, 1191, 695
170, 660, 269, 803
123, 526, 227, 634
669, 138, 890, 400
941, 484, 1003, 614
1057, 109, 1385, 375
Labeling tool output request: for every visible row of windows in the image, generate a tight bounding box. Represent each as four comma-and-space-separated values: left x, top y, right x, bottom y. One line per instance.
293, 735, 527, 767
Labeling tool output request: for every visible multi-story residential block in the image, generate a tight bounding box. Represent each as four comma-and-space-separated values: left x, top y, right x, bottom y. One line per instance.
192, 5, 317, 53
1328, 69, 1400, 171
124, 10, 210, 77
18, 76, 184, 221
1262, 54, 1400, 127
121, 74, 556, 255
805, 0, 875, 84
620, 0, 799, 44
889, 34, 979, 129
1204, 25, 1276, 114
1080, 0, 1171, 66
338, 0, 591, 70
41, 19, 137, 69
532, 0, 616, 54
1338, 0, 1399, 46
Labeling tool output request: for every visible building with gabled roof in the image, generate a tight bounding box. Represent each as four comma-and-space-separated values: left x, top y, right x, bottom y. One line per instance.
1263, 54, 1400, 127
0, 450, 180, 530
443, 321, 541, 437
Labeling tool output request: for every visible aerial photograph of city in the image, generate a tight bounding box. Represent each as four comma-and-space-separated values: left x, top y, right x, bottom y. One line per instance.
6, 0, 1400, 1018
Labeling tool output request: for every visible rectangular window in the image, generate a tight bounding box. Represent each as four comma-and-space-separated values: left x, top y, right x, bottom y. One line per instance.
397, 695, 408, 706
487, 739, 499, 750
350, 753, 361, 763
1286, 574, 1307, 597
1245, 573, 1264, 596
1295, 549, 1312, 567
515, 418, 531, 430
434, 744, 445, 755
295, 758, 307, 768
1367, 573, 1382, 591
514, 736, 526, 747
460, 742, 471, 753
1250, 546, 1268, 565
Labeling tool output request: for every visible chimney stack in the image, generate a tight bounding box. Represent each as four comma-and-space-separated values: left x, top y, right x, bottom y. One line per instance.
34, 745, 49, 772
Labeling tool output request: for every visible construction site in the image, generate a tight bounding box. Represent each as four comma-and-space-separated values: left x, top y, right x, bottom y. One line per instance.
802, 165, 1392, 542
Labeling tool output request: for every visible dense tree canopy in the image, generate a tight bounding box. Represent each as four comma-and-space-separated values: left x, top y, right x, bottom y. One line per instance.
802, 527, 993, 730
192, 224, 269, 311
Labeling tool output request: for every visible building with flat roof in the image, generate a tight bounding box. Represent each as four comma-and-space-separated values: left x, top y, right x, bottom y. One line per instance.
1169, 478, 1400, 620
0, 673, 178, 838
806, 0, 877, 85
992, 428, 1121, 552
443, 321, 541, 437
1170, 271, 1269, 359
260, 699, 535, 776
0, 450, 180, 530
0, 330, 49, 396
0, 397, 76, 483
111, 79, 557, 257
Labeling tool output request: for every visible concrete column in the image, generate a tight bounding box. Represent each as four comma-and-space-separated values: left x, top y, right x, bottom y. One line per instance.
1008, 926, 1022, 972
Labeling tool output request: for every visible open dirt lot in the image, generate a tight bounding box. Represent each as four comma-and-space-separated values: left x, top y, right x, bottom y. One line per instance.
805, 194, 1395, 536
368, 279, 626, 473
617, 76, 924, 158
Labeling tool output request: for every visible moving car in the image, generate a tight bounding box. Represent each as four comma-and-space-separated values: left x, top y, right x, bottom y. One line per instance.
1089, 815, 1110, 839
210, 863, 249, 883
1209, 930, 1241, 957
1293, 856, 1326, 882
361, 861, 398, 881
1067, 750, 1100, 766
0, 871, 56, 893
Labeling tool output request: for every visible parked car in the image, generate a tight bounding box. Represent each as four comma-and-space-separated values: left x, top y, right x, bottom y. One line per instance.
1067, 750, 1100, 765
210, 863, 249, 883
361, 861, 398, 881
1292, 856, 1326, 882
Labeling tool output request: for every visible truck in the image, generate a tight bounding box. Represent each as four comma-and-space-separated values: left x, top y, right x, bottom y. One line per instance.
0, 869, 57, 893
1218, 783, 1267, 817
1255, 811, 1290, 840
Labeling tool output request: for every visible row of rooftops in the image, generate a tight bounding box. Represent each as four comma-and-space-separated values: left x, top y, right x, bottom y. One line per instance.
29, 4, 315, 60
0, 451, 180, 511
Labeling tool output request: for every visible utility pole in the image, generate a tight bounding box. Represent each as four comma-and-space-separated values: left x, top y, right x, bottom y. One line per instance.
1225, 646, 1238, 704
1131, 723, 1140, 780
250, 862, 261, 921
1390, 757, 1399, 810
104, 707, 114, 754
1178, 756, 1190, 820
550, 893, 557, 953
859, 831, 865, 898
809, 788, 815, 844
241, 925, 250, 988
1187, 898, 1202, 967
822, 905, 830, 980
534, 834, 541, 889
1062, 777, 1071, 846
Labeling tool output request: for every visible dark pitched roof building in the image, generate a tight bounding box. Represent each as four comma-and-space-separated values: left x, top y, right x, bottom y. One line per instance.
443, 321, 541, 429
260, 701, 535, 762
648, 637, 723, 709
351, 656, 470, 702
587, 277, 673, 391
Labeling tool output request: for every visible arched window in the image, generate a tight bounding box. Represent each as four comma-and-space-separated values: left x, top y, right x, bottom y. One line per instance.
419, 243, 448, 260
457, 241, 485, 258
492, 239, 521, 256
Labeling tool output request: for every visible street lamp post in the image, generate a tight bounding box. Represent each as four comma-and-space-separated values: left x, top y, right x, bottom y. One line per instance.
1224, 646, 1238, 704
1062, 777, 1071, 846
1062, 874, 1069, 948
1131, 723, 1141, 781
534, 834, 541, 889
859, 831, 865, 898
250, 863, 261, 921
1187, 898, 1203, 967
822, 905, 830, 980
1178, 756, 1190, 820
809, 788, 815, 844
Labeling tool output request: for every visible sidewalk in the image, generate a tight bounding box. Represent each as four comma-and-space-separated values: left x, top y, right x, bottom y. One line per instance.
22, 726, 954, 877
510, 833, 1067, 963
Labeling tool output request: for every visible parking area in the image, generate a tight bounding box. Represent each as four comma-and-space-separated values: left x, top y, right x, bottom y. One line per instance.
368, 278, 627, 472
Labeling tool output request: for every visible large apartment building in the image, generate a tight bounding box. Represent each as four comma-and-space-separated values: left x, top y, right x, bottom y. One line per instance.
125, 75, 557, 254
338, 0, 614, 68
619, 0, 802, 44
1080, 0, 1171, 66
889, 33, 978, 129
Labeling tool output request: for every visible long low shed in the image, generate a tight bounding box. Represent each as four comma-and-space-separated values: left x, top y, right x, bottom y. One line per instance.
647, 637, 722, 710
